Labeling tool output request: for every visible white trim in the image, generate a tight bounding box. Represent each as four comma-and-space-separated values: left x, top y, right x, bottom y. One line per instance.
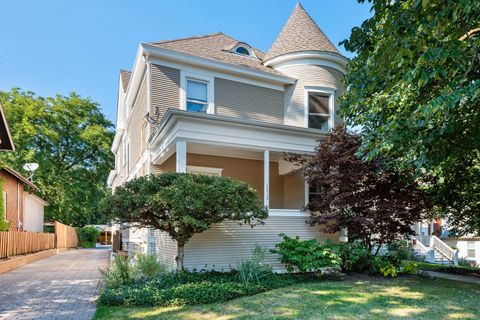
187, 166, 223, 176
304, 86, 336, 130
142, 43, 295, 86
149, 110, 323, 165
176, 141, 187, 173
264, 150, 270, 208
180, 71, 215, 114
263, 51, 348, 75
150, 57, 285, 92
231, 42, 259, 59
268, 209, 308, 217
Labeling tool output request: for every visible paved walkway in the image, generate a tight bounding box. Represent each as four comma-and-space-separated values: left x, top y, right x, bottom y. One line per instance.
0, 249, 109, 320
420, 270, 480, 285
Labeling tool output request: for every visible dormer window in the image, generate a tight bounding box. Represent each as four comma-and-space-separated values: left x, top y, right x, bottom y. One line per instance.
232, 43, 257, 59
235, 46, 251, 56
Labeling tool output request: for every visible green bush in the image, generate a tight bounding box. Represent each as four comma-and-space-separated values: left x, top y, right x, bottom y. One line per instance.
338, 242, 373, 273
401, 261, 418, 275
387, 240, 414, 261
97, 271, 320, 307
0, 219, 10, 232
135, 254, 167, 278
101, 254, 134, 288
78, 226, 100, 248
271, 234, 341, 273
236, 245, 272, 285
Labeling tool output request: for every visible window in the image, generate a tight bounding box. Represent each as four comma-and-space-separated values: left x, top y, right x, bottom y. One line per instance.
235, 46, 251, 56
308, 183, 322, 203
308, 92, 331, 130
186, 80, 208, 112
468, 242, 475, 258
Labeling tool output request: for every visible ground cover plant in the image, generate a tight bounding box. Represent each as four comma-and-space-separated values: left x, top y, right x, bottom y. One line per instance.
410, 260, 480, 278
94, 276, 480, 320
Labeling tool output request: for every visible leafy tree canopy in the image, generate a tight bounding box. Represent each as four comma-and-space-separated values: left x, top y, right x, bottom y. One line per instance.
340, 0, 480, 235
101, 173, 268, 270
287, 127, 428, 253
0, 88, 114, 226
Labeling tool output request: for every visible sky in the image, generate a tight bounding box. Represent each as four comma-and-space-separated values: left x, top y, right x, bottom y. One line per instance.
0, 0, 372, 124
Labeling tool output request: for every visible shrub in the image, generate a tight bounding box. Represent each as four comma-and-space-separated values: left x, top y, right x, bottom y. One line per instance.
0, 219, 10, 232
401, 262, 418, 275
101, 254, 134, 288
387, 240, 414, 261
379, 261, 398, 277
271, 234, 341, 273
135, 254, 167, 278
78, 226, 100, 248
236, 245, 272, 285
338, 241, 373, 273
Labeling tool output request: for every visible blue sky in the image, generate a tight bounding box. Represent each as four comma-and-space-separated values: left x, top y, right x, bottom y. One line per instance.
0, 1, 372, 124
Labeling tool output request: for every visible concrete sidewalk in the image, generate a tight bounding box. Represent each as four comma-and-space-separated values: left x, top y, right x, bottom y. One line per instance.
0, 249, 109, 320
420, 270, 480, 285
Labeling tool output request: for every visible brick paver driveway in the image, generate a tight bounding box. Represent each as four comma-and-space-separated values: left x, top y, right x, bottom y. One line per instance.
0, 249, 109, 320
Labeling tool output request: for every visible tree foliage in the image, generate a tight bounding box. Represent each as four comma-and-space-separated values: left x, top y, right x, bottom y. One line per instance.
340, 0, 480, 235
288, 127, 427, 252
0, 88, 114, 226
101, 172, 268, 270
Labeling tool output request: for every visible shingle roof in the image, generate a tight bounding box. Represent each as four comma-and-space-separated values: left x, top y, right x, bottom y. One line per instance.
263, 3, 340, 61
149, 33, 283, 75
119, 70, 131, 93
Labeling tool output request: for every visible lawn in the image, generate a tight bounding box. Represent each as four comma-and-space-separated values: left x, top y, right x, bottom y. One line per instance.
94, 276, 480, 320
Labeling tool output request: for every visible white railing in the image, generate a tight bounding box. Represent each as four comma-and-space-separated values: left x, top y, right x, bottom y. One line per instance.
430, 235, 459, 265
413, 237, 430, 256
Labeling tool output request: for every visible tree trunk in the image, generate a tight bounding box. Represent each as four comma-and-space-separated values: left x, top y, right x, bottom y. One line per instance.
176, 243, 185, 271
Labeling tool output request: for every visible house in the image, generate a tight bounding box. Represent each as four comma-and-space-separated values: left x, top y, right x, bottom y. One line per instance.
108, 3, 348, 270
0, 102, 15, 152
1, 167, 47, 232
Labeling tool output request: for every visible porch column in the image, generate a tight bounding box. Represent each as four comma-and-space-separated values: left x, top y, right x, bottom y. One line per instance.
176, 141, 187, 173
263, 150, 269, 208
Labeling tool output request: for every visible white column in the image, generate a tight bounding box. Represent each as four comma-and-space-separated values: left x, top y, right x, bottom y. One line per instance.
263, 150, 269, 208
176, 141, 187, 173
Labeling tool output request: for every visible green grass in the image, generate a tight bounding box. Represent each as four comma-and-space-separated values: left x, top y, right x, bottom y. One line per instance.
409, 260, 480, 277
94, 276, 480, 320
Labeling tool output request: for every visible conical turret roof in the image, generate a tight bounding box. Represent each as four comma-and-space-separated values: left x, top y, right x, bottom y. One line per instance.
264, 3, 340, 61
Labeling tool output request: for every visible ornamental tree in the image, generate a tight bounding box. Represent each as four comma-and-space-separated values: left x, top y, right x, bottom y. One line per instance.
287, 127, 428, 254
340, 0, 480, 235
101, 172, 267, 270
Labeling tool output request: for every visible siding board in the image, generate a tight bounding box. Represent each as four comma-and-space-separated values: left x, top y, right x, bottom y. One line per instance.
215, 78, 284, 124
149, 64, 181, 134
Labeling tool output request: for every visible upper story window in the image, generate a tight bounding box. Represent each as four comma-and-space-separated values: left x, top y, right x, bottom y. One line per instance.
235, 46, 251, 56
181, 71, 214, 114
186, 80, 208, 112
305, 88, 335, 131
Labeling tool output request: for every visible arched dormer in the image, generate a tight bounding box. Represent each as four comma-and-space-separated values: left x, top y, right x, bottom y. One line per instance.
230, 42, 258, 59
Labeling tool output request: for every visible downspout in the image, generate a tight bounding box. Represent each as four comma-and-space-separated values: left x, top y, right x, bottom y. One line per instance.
16, 180, 22, 231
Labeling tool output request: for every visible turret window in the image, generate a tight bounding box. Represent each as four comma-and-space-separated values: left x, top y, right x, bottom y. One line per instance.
305, 87, 335, 131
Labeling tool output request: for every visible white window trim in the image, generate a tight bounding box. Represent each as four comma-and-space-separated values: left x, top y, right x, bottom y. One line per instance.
304, 86, 335, 131
187, 166, 223, 176
180, 71, 215, 114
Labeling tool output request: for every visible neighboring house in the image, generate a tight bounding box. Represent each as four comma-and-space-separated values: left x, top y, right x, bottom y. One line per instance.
1, 167, 47, 232
0, 101, 15, 151
108, 3, 348, 270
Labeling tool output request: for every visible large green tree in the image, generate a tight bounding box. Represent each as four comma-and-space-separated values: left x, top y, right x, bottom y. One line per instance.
341, 0, 480, 235
0, 88, 114, 226
101, 173, 268, 270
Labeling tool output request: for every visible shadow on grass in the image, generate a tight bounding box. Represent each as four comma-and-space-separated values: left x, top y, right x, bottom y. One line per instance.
94, 276, 480, 320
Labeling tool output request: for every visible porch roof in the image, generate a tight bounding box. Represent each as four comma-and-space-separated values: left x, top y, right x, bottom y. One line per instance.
148, 109, 325, 165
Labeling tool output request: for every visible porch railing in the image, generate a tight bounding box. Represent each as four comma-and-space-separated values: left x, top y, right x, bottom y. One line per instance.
430, 235, 459, 265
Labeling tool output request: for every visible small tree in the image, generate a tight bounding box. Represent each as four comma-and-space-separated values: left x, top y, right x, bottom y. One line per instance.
101, 173, 267, 270
287, 127, 428, 254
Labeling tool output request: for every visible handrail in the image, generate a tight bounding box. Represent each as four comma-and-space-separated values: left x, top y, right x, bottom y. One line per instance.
412, 237, 430, 255
430, 235, 458, 264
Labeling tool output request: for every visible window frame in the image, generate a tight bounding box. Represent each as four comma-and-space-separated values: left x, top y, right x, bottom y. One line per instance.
180, 71, 214, 114
304, 87, 335, 131
467, 241, 476, 258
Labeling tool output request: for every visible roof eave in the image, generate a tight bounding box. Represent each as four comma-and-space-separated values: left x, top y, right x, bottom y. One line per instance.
141, 43, 296, 86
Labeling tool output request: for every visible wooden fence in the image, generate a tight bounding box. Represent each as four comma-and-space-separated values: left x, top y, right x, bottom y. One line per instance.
55, 221, 78, 249
0, 231, 55, 259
